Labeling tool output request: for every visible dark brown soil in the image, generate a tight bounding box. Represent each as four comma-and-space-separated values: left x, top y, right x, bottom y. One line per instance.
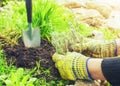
2, 38, 61, 81
1, 37, 75, 85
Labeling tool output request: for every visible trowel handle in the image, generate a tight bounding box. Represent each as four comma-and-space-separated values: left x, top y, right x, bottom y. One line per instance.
26, 0, 32, 23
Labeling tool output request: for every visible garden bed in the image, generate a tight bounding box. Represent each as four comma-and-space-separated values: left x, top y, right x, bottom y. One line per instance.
0, 36, 75, 85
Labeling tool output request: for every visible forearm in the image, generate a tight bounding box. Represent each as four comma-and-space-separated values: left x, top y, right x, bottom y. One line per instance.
87, 58, 105, 80
88, 57, 120, 85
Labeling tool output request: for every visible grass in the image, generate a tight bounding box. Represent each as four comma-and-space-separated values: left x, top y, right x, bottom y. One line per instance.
0, 48, 16, 75
0, 0, 74, 40
32, 0, 74, 39
0, 68, 37, 86
0, 1, 26, 30
78, 22, 119, 40
0, 48, 17, 85
32, 0, 56, 38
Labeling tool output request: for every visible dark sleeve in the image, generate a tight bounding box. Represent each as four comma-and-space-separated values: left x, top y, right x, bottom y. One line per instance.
101, 57, 120, 86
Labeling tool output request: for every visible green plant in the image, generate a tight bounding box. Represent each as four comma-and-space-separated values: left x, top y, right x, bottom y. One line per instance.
0, 48, 16, 74
2, 0, 9, 5
0, 48, 17, 85
0, 68, 37, 86
0, 0, 74, 40
0, 1, 26, 30
32, 0, 74, 39
34, 77, 70, 86
32, 0, 55, 39
0, 29, 21, 47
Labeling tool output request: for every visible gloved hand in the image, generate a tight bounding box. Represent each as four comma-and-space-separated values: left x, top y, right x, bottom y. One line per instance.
72, 39, 117, 58
52, 52, 91, 80
51, 29, 117, 58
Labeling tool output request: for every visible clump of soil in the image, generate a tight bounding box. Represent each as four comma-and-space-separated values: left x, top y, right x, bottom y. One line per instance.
2, 38, 61, 81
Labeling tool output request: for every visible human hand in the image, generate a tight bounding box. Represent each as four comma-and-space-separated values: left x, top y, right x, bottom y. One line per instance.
52, 52, 90, 80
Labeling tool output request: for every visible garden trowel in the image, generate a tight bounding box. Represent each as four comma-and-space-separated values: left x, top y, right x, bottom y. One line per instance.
23, 0, 40, 48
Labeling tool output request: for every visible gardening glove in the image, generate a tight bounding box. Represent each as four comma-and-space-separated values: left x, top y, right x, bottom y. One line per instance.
52, 52, 92, 80
51, 28, 117, 58
67, 28, 118, 58
72, 39, 117, 58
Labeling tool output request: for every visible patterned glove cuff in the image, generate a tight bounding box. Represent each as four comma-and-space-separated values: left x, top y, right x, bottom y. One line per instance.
72, 56, 93, 80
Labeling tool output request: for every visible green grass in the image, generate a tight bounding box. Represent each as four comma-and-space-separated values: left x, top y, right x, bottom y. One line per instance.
32, 0, 74, 39
78, 22, 119, 40
0, 48, 17, 85
0, 48, 16, 75
0, 0, 74, 40
0, 68, 37, 86
0, 1, 26, 30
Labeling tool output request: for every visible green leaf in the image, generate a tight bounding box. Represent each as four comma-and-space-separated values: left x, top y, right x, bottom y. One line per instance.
16, 68, 24, 81
0, 75, 7, 80
5, 80, 14, 86
9, 72, 17, 84
21, 75, 30, 86
26, 78, 37, 86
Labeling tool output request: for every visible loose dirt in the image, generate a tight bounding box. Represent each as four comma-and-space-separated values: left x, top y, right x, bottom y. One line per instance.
2, 38, 61, 82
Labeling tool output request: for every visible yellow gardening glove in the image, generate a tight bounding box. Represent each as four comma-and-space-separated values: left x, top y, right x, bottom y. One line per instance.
72, 39, 117, 58
52, 52, 92, 80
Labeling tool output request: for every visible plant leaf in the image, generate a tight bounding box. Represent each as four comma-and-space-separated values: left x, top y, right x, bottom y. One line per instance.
5, 80, 14, 86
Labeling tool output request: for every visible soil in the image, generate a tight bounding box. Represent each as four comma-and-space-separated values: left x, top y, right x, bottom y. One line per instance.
1, 38, 67, 82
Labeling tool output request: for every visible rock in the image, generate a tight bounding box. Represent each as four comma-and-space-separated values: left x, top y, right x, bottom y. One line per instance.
64, 2, 85, 8
102, 0, 120, 11
86, 1, 112, 18
56, 0, 87, 5
117, 33, 120, 38
57, 0, 120, 30
71, 8, 105, 27
105, 10, 120, 30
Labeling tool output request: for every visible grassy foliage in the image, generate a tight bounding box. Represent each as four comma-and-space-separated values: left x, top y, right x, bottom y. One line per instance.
0, 48, 16, 85
0, 29, 21, 46
0, 48, 16, 75
0, 1, 26, 30
0, 0, 74, 40
78, 23, 119, 40
34, 78, 70, 86
32, 0, 74, 39
0, 68, 37, 86
32, 0, 56, 38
